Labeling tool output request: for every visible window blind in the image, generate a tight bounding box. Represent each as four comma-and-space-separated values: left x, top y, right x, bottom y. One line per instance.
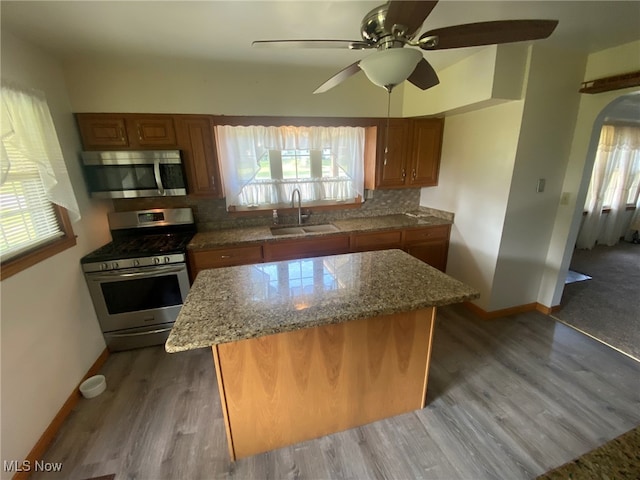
0, 145, 63, 261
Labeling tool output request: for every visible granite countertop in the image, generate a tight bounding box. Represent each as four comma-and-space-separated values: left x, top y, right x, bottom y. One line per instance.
165, 249, 479, 352
537, 425, 640, 479
187, 213, 452, 250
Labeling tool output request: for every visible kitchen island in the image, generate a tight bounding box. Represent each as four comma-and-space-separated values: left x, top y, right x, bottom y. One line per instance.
166, 249, 479, 460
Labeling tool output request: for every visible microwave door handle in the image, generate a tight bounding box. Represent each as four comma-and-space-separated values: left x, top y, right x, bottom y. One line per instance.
154, 160, 166, 196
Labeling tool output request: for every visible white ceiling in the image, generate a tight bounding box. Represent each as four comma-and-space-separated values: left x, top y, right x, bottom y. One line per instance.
1, 1, 639, 73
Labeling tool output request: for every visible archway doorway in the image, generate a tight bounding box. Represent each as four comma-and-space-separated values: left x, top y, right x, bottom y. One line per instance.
551, 91, 640, 361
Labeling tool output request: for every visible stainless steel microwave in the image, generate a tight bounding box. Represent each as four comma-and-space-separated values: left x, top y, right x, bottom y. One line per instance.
81, 150, 187, 199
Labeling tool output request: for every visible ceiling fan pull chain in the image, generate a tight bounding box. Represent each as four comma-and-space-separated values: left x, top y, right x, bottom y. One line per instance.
384, 88, 391, 166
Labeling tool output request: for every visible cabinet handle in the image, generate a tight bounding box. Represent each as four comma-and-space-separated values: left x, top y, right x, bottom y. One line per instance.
220, 255, 231, 259
412, 169, 416, 179
138, 126, 143, 140
119, 128, 126, 141
401, 168, 406, 178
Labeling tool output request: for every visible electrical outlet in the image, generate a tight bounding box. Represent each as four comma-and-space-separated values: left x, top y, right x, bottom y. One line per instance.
536, 178, 546, 193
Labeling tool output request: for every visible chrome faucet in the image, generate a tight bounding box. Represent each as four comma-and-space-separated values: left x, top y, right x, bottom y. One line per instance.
291, 188, 302, 225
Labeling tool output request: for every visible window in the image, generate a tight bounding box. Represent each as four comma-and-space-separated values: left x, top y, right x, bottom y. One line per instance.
1, 84, 80, 280
215, 125, 365, 210
577, 122, 640, 249
585, 125, 640, 209
585, 124, 640, 210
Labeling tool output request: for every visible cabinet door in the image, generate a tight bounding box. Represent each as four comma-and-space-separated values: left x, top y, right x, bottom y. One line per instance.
176, 115, 223, 197
263, 235, 350, 262
407, 118, 443, 187
405, 242, 448, 272
127, 115, 177, 147
76, 114, 129, 148
188, 245, 263, 281
375, 119, 411, 188
404, 225, 450, 271
351, 230, 403, 252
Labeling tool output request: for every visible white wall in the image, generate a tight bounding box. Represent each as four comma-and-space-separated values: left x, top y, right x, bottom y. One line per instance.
420, 101, 525, 310
420, 44, 588, 312
0, 30, 111, 476
403, 44, 530, 118
490, 45, 586, 310
538, 40, 640, 307
62, 54, 404, 117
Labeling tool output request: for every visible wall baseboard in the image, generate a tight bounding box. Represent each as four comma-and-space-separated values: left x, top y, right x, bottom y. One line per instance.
463, 301, 561, 319
13, 348, 110, 480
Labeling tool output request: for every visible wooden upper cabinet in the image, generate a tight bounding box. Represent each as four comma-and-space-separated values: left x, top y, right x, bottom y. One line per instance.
76, 112, 222, 198
175, 115, 223, 198
76, 114, 129, 148
126, 115, 176, 147
76, 113, 177, 149
375, 119, 412, 188
366, 117, 444, 189
407, 118, 444, 187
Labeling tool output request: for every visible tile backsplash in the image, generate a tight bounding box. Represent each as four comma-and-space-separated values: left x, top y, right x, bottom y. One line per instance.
113, 188, 446, 231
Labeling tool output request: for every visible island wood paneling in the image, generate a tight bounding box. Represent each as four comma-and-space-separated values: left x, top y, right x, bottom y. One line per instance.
214, 307, 436, 460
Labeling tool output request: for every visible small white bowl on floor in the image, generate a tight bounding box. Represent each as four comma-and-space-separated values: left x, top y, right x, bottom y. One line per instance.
79, 375, 106, 399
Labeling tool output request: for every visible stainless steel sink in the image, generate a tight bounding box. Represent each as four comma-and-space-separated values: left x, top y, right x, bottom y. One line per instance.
270, 226, 306, 236
301, 224, 340, 233
270, 224, 340, 236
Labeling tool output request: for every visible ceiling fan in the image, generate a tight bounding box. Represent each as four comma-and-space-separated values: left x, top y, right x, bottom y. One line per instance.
252, 0, 558, 94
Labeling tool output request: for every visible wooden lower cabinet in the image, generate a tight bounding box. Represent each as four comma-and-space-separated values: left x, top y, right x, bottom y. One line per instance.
351, 230, 403, 252
188, 224, 450, 280
188, 245, 263, 281
404, 225, 450, 272
263, 235, 350, 262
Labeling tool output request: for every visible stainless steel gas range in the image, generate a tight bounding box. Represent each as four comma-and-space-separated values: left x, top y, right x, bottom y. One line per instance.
81, 208, 195, 352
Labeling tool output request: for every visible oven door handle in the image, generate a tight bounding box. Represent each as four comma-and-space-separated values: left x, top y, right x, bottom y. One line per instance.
88, 265, 186, 280
109, 327, 173, 338
154, 160, 166, 196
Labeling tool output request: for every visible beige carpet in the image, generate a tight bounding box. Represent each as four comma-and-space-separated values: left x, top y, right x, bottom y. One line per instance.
553, 241, 640, 361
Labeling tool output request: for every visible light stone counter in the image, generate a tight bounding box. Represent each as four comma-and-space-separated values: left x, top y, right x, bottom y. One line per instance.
166, 249, 479, 352
187, 213, 452, 250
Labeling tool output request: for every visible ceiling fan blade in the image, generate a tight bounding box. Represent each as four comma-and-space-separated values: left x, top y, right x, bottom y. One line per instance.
386, 1, 439, 37
313, 62, 361, 94
252, 39, 371, 50
407, 58, 440, 90
419, 19, 559, 50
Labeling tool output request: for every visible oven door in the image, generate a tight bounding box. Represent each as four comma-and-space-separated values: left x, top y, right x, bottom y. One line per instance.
85, 263, 190, 334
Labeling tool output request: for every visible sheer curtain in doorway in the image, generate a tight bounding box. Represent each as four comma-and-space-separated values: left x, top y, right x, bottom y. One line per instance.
576, 124, 640, 249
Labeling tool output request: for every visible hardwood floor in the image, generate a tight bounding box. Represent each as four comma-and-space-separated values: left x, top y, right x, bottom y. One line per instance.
32, 305, 640, 480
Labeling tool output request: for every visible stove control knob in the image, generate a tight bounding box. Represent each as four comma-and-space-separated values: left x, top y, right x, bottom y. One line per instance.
133, 259, 141, 267
101, 263, 110, 271
153, 257, 161, 265
112, 262, 119, 269
164, 256, 171, 264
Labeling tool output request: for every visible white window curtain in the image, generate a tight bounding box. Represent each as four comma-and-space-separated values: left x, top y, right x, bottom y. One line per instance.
215, 125, 364, 209
576, 124, 640, 249
1, 83, 80, 259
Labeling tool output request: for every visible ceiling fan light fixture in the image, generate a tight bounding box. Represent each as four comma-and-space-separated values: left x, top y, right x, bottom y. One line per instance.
359, 48, 422, 89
